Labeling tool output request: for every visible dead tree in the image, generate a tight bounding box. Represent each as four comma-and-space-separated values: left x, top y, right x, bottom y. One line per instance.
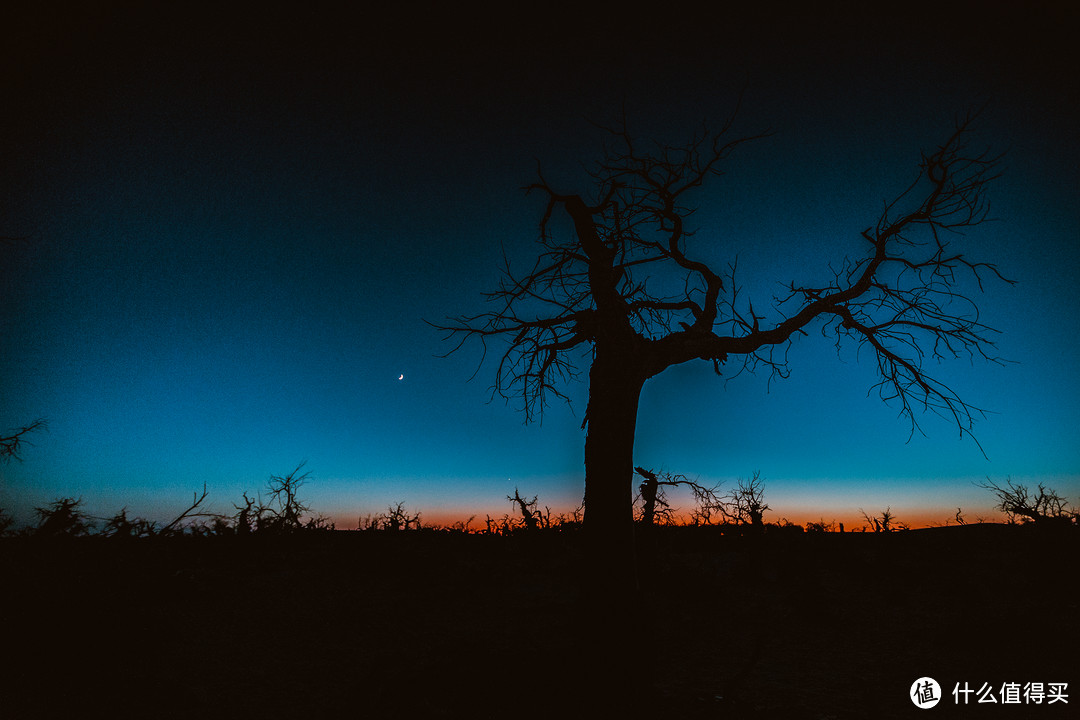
234, 492, 257, 534
384, 502, 421, 531
976, 478, 1076, 525
722, 472, 770, 530
436, 104, 1010, 592
261, 462, 312, 532
508, 488, 545, 530
633, 466, 723, 527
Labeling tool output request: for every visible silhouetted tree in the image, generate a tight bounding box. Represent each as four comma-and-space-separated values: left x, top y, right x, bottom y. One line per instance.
721, 471, 770, 530
383, 502, 421, 531
437, 104, 1009, 593
633, 466, 723, 527
234, 492, 258, 534
976, 477, 1076, 525
1, 418, 46, 462
259, 462, 312, 532
508, 488, 546, 530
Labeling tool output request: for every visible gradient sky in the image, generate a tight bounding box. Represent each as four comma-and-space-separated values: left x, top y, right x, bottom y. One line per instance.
2, 4, 1078, 529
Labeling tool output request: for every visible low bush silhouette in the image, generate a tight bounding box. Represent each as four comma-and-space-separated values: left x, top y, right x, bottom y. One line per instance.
101, 508, 158, 538
34, 497, 93, 537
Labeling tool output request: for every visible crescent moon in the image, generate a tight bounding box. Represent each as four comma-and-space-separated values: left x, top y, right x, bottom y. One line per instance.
398, 374, 404, 381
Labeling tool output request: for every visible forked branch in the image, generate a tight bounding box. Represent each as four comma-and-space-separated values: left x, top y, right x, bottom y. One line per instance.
160, 483, 212, 533
437, 105, 1010, 444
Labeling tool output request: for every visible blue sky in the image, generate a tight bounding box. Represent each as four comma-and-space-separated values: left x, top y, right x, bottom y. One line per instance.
2, 4, 1078, 528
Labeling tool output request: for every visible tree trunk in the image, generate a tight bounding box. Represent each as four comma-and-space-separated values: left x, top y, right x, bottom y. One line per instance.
579, 342, 646, 708
583, 345, 643, 591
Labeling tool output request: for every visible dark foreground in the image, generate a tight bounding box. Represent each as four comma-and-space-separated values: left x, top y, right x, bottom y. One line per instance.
2, 524, 1075, 718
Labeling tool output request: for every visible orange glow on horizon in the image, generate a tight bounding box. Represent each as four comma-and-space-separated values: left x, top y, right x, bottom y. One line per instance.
327, 505, 1006, 532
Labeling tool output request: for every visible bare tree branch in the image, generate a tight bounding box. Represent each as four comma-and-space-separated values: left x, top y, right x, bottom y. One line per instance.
437, 106, 1010, 446
1, 418, 47, 462
159, 483, 212, 534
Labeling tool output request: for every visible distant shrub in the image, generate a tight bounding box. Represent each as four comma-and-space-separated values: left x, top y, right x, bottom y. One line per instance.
303, 514, 335, 531
804, 519, 836, 533
101, 508, 157, 538
771, 518, 804, 534
442, 516, 476, 533
859, 507, 906, 532
35, 497, 93, 537
484, 513, 512, 535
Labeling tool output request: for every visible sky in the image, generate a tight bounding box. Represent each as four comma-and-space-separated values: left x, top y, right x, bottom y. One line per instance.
2, 3, 1078, 530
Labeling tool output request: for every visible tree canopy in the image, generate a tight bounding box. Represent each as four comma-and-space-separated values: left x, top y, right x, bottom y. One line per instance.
438, 105, 1010, 446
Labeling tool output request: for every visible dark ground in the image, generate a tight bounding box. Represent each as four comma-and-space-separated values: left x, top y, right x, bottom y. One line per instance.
1, 524, 1075, 718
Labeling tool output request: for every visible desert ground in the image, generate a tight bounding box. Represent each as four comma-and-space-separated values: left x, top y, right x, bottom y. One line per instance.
2, 523, 1075, 718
